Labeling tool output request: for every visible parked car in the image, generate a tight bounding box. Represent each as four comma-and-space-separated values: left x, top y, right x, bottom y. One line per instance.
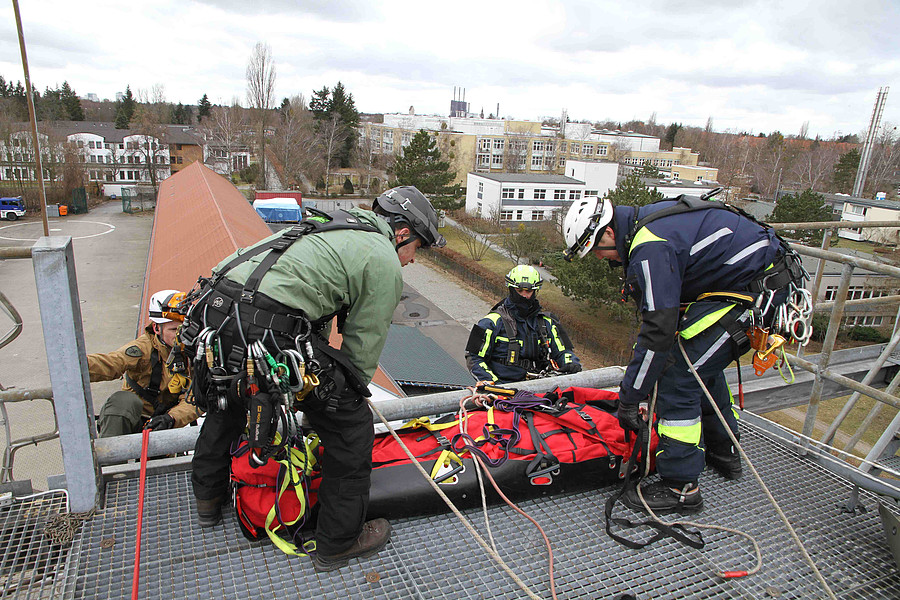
0, 197, 26, 221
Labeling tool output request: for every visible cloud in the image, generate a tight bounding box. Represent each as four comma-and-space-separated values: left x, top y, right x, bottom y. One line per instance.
189, 0, 382, 23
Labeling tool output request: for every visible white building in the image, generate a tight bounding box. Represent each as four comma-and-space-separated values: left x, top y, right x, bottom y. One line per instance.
640, 177, 721, 199
466, 160, 618, 222
837, 196, 900, 245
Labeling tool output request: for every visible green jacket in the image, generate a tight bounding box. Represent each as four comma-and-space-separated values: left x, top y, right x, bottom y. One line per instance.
217, 208, 402, 384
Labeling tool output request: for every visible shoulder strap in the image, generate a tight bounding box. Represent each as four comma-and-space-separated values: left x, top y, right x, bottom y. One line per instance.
211, 210, 381, 305
125, 347, 163, 408
492, 302, 518, 339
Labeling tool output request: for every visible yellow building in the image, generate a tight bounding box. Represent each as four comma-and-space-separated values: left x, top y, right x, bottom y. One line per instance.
361, 116, 705, 187
671, 164, 718, 182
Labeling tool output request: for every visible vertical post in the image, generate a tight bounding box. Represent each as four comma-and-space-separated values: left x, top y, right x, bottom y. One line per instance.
31, 236, 99, 511
801, 263, 853, 449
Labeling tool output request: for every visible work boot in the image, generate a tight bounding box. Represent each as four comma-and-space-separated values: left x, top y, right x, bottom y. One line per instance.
196, 497, 223, 528
706, 447, 743, 480
313, 518, 392, 572
622, 480, 703, 514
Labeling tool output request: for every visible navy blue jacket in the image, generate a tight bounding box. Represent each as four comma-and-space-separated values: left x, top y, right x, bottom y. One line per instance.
466, 297, 579, 384
613, 201, 782, 405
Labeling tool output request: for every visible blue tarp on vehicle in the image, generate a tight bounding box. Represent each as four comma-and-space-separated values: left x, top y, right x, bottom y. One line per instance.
252, 198, 302, 223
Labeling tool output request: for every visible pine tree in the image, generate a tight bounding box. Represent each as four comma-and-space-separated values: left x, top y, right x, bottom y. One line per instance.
832, 149, 860, 194
771, 188, 833, 245
197, 93, 211, 121
59, 81, 84, 120
393, 130, 456, 199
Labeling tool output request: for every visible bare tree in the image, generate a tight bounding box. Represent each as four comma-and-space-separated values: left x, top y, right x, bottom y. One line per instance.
788, 141, 839, 192
353, 126, 380, 195
318, 113, 347, 195
246, 42, 276, 189
131, 85, 170, 192
867, 123, 900, 196
200, 99, 248, 179
271, 95, 319, 192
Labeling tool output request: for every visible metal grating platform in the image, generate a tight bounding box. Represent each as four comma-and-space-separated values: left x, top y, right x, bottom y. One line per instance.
45, 425, 900, 599
0, 491, 70, 600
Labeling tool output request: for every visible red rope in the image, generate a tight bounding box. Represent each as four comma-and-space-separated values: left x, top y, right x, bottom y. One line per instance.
132, 428, 150, 600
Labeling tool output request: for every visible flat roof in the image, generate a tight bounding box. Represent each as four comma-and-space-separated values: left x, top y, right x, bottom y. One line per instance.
470, 172, 584, 185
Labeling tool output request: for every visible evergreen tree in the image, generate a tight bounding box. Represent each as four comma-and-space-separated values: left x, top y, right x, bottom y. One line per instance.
197, 93, 212, 121
115, 108, 130, 129
832, 148, 860, 194
59, 81, 84, 120
393, 130, 456, 200
38, 85, 66, 121
308, 82, 360, 168
173, 103, 187, 124
553, 173, 664, 313
771, 189, 833, 246
0, 76, 7, 97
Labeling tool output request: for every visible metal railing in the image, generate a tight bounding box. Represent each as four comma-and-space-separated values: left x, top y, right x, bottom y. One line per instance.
2, 219, 900, 510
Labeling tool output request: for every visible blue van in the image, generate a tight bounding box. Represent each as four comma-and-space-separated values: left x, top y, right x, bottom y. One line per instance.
0, 197, 26, 221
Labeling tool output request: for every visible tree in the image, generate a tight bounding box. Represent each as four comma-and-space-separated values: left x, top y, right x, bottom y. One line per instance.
197, 93, 212, 121
200, 99, 247, 179
832, 148, 860, 194
393, 129, 457, 199
115, 85, 136, 129
131, 85, 170, 192
308, 82, 360, 168
59, 81, 84, 121
553, 173, 663, 313
318, 113, 348, 196
664, 123, 681, 148
246, 42, 277, 189
770, 188, 833, 245
635, 164, 661, 178
270, 94, 319, 192
499, 223, 547, 266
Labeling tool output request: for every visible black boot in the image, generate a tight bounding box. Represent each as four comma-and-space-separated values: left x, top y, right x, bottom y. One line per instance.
313, 518, 392, 572
706, 446, 742, 480
196, 496, 223, 528
622, 480, 703, 514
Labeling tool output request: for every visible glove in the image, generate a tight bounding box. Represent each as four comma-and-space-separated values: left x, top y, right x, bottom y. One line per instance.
145, 414, 175, 431
617, 403, 643, 433
559, 362, 582, 374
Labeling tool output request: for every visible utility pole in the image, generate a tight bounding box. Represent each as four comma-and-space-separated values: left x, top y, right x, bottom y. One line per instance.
852, 86, 890, 198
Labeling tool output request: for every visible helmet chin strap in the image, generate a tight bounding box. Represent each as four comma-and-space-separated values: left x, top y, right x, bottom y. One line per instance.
395, 236, 418, 251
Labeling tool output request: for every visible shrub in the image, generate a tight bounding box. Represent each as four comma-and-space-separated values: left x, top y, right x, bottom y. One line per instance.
342, 178, 354, 194
846, 326, 888, 343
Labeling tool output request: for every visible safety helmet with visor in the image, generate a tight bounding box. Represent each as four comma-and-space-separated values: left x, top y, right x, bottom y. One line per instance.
148, 290, 186, 323
563, 196, 614, 260
373, 186, 446, 251
505, 265, 543, 291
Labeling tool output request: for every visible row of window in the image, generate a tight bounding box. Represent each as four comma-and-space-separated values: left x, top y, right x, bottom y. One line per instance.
477, 138, 611, 157
623, 157, 677, 167
824, 285, 895, 302
844, 315, 886, 327
498, 209, 557, 222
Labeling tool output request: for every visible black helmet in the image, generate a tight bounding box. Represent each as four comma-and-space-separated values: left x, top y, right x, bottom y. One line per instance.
373, 186, 446, 249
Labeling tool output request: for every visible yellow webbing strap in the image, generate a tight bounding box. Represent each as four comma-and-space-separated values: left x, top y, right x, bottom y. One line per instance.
696, 291, 755, 305
400, 416, 461, 432
264, 457, 316, 556
429, 449, 464, 480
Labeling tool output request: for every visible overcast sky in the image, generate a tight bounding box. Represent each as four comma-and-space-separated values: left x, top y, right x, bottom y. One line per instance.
2, 0, 898, 139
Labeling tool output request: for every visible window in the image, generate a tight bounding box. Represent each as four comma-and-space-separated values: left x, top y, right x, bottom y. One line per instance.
478, 155, 490, 167
598, 146, 608, 156
545, 141, 555, 153
105, 143, 111, 150
585, 190, 598, 196
570, 143, 580, 154
383, 131, 393, 142
531, 154, 543, 169
493, 139, 504, 151
583, 144, 594, 154
492, 154, 503, 166
847, 205, 867, 216
88, 141, 94, 149
499, 210, 513, 220
558, 157, 566, 168
534, 189, 546, 200
384, 142, 393, 153
177, 156, 183, 164
170, 156, 176, 164
479, 138, 491, 152
518, 155, 527, 169
502, 188, 515, 199
559, 142, 567, 153
554, 189, 566, 200
401, 132, 411, 146
569, 190, 581, 200
515, 209, 523, 221
477, 181, 483, 199
518, 188, 525, 199
531, 211, 545, 221
532, 140, 545, 152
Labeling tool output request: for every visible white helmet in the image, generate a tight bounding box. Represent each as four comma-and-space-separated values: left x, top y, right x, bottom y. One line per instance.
563, 196, 614, 260
148, 290, 185, 324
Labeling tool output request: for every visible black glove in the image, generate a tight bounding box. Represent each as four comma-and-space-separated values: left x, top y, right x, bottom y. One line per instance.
145, 414, 175, 431
559, 361, 582, 374
617, 403, 643, 433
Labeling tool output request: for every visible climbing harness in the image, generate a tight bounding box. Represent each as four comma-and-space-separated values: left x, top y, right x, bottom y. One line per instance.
175, 209, 380, 455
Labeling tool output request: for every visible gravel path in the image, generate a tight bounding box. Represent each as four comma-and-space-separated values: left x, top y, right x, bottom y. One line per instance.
400, 259, 493, 329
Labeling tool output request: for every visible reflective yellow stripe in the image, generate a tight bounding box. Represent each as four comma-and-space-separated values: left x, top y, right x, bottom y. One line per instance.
728, 386, 740, 421
479, 329, 493, 355
679, 305, 735, 340
628, 226, 667, 256
658, 421, 702, 445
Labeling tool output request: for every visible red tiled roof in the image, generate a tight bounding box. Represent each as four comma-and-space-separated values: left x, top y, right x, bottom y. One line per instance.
141, 161, 403, 396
